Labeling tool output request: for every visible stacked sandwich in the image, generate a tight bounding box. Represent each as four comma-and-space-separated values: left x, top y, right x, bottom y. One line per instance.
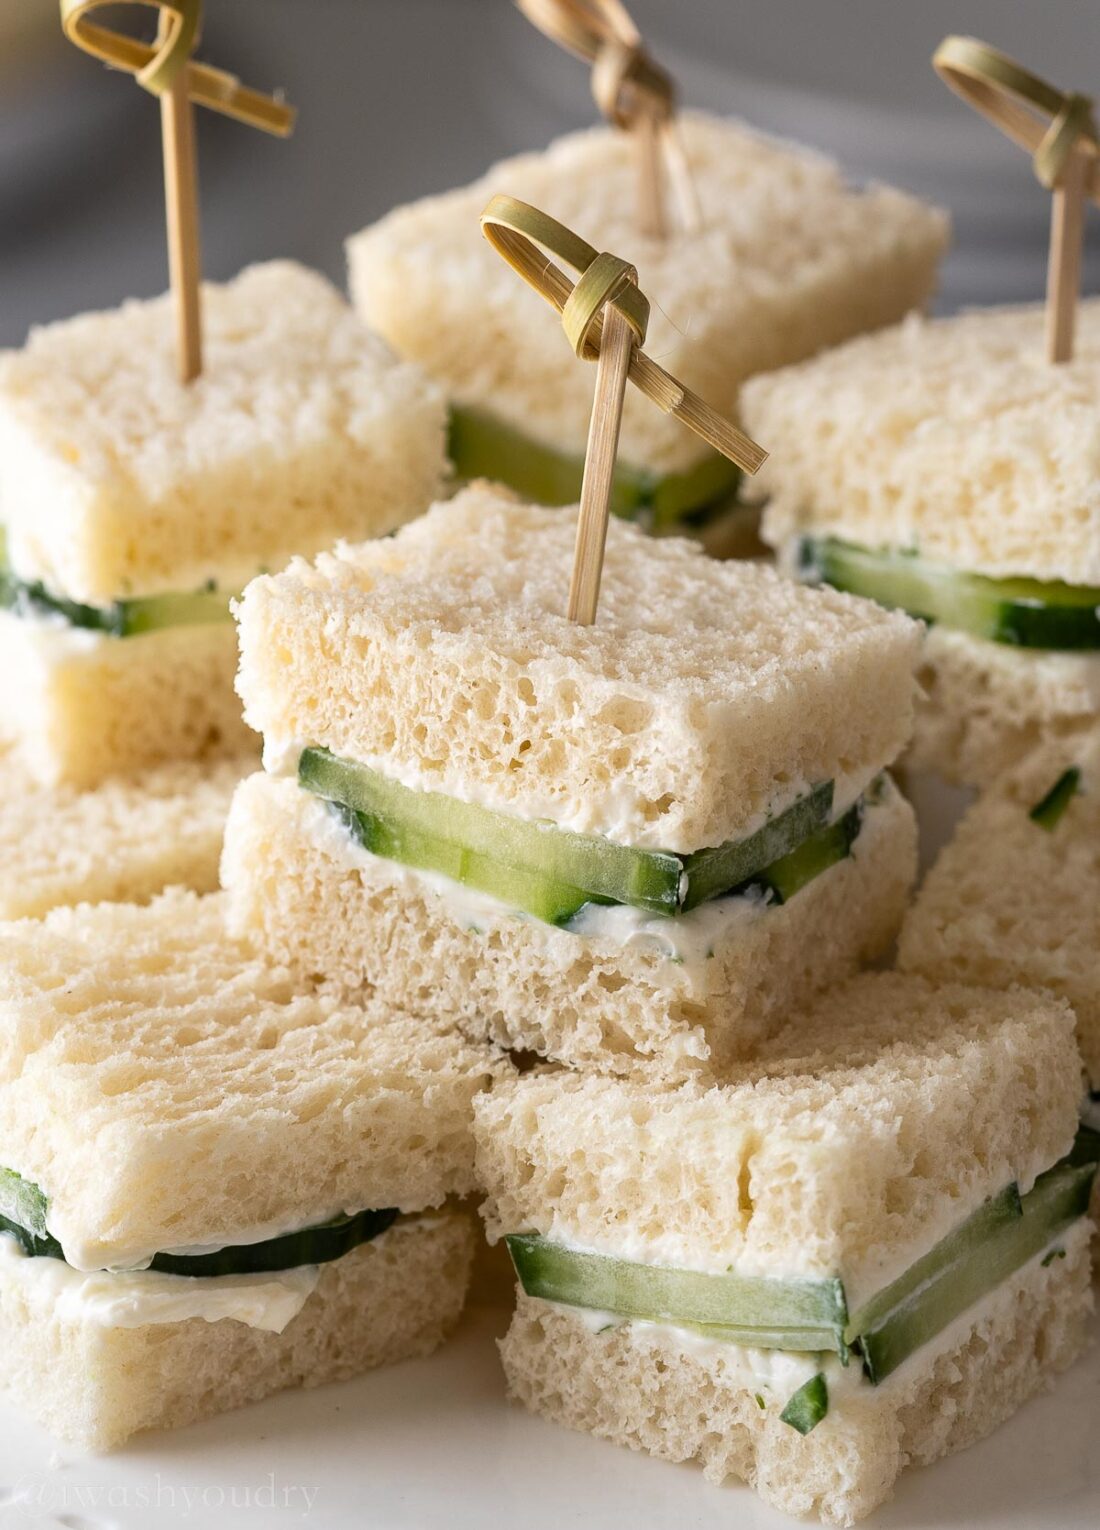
219, 480, 1098, 1519
348, 114, 948, 553
0, 889, 504, 1446
741, 302, 1100, 786
0, 260, 446, 917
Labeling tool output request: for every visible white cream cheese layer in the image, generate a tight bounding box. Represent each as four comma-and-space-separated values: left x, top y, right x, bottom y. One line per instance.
263, 732, 876, 854
0, 1234, 319, 1333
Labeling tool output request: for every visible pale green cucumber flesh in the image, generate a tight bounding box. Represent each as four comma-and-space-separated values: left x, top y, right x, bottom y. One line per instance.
505, 1235, 849, 1353
0, 1168, 49, 1240
779, 1373, 829, 1435
799, 536, 1100, 650
0, 1177, 399, 1276
301, 748, 843, 923
448, 404, 742, 527
0, 566, 232, 637
737, 801, 861, 908
1029, 767, 1081, 831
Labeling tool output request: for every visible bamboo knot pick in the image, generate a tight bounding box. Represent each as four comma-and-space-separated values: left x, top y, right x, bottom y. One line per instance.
480, 194, 767, 625
934, 36, 1100, 363
514, 0, 699, 239
61, 0, 295, 384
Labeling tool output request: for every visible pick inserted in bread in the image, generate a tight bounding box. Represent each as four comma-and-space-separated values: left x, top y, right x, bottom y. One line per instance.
349, 113, 948, 476
235, 485, 921, 852
0, 890, 505, 1269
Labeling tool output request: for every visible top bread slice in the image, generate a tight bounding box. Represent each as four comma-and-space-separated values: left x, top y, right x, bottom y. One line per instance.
348, 113, 947, 477
899, 735, 1100, 1082
474, 971, 1079, 1309
744, 302, 1100, 584
235, 485, 921, 852
0, 889, 505, 1270
0, 261, 447, 604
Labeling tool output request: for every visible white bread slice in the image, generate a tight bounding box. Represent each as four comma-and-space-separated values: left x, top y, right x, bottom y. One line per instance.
222, 770, 916, 1078
0, 610, 255, 786
500, 1220, 1092, 1528
473, 972, 1080, 1299
908, 626, 1100, 788
0, 1210, 473, 1451
900, 736, 1100, 1082
348, 113, 947, 477
0, 890, 504, 1269
235, 486, 921, 851
745, 303, 1100, 584
0, 752, 248, 919
0, 261, 447, 605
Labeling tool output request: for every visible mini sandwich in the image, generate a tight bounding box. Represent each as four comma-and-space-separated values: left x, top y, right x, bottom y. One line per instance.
0, 258, 446, 789
348, 114, 947, 551
900, 736, 1100, 1121
0, 890, 503, 1448
742, 303, 1100, 786
473, 972, 1097, 1526
223, 484, 920, 1078
0, 753, 247, 920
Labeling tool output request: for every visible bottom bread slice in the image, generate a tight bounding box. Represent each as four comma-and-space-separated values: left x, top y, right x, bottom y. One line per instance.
499, 1220, 1093, 1528
0, 753, 251, 919
910, 626, 1100, 788
222, 771, 916, 1078
0, 1211, 473, 1450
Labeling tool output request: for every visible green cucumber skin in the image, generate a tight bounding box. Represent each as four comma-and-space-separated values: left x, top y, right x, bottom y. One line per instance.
0, 570, 232, 638
1029, 767, 1081, 831
799, 536, 1100, 651
506, 1234, 848, 1353
779, 1373, 829, 1435
301, 748, 846, 923
447, 405, 742, 527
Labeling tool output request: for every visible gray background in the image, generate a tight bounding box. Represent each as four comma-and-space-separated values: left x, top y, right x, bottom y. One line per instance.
2, 0, 1099, 346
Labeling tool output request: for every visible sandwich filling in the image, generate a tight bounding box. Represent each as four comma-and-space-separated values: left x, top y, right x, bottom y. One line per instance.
797, 537, 1100, 651
504, 1129, 1099, 1434
295, 746, 886, 934
449, 405, 744, 532
0, 1169, 403, 1332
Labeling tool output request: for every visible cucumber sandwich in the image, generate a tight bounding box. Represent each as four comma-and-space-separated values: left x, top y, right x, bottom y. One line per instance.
742, 302, 1100, 786
473, 971, 1097, 1525
0, 889, 504, 1448
347, 114, 947, 551
223, 484, 922, 1078
901, 737, 1100, 1129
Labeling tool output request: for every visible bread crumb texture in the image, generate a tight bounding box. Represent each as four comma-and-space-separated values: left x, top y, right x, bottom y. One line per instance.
0, 752, 249, 918
500, 1222, 1091, 1526
746, 303, 1100, 583
907, 627, 1100, 788
349, 113, 947, 474
0, 614, 255, 786
901, 735, 1100, 1081
0, 1211, 473, 1450
222, 771, 916, 1078
0, 261, 447, 603
236, 486, 921, 850
0, 890, 505, 1263
473, 971, 1080, 1295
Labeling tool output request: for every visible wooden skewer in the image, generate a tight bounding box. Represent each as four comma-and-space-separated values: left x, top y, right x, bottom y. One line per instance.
1046, 146, 1088, 363
568, 303, 636, 624
158, 10, 202, 382
633, 112, 665, 240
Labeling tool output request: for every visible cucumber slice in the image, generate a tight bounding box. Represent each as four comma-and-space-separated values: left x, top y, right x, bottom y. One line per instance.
0, 1167, 49, 1240
448, 405, 742, 528
679, 782, 833, 909
301, 748, 842, 923
1029, 767, 1080, 830
798, 536, 1100, 650
0, 569, 232, 637
505, 1234, 850, 1354
851, 1141, 1099, 1383
741, 802, 861, 907
779, 1373, 829, 1435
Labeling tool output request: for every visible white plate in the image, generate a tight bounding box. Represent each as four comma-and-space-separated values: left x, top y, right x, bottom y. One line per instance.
0, 1298, 1095, 1530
